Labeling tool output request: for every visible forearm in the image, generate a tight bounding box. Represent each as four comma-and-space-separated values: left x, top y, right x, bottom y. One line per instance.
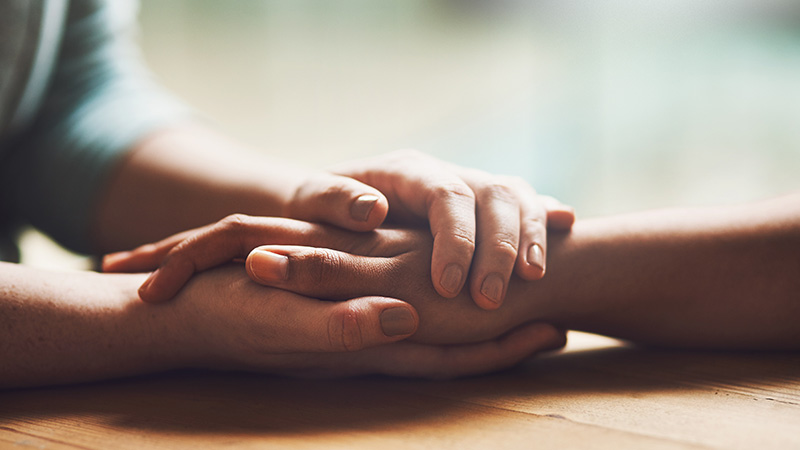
0, 263, 188, 388
531, 194, 800, 349
92, 123, 308, 252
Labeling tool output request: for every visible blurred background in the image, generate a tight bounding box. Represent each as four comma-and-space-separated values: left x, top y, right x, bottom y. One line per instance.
21, 0, 800, 267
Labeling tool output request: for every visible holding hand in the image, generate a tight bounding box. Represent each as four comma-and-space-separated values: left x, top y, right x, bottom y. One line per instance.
241, 227, 560, 345
330, 150, 574, 308
109, 219, 565, 346
106, 151, 574, 310
104, 216, 382, 303
167, 263, 566, 379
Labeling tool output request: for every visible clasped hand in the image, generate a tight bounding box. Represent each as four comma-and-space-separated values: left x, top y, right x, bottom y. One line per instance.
104, 153, 572, 378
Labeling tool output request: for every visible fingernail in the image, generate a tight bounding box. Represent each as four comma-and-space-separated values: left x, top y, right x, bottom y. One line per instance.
350, 194, 379, 222
380, 307, 416, 336
480, 272, 505, 305
439, 263, 464, 295
248, 249, 288, 282
528, 244, 544, 272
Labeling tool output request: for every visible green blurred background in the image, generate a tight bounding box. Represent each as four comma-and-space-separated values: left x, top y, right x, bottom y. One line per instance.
21, 0, 800, 266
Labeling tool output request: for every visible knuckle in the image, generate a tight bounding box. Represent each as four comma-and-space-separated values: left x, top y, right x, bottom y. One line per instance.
479, 182, 517, 205
220, 213, 251, 233
219, 214, 262, 254
307, 248, 343, 285
451, 229, 476, 246
162, 246, 185, 265
171, 232, 199, 251
316, 181, 349, 202
489, 236, 519, 261
162, 241, 193, 267
327, 304, 364, 352
436, 229, 476, 253
522, 216, 547, 232
428, 182, 475, 208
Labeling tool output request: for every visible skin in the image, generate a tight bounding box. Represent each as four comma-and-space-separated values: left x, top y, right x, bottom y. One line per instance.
114, 193, 800, 350
0, 261, 565, 389
7, 193, 798, 388
2, 119, 575, 388
95, 124, 574, 309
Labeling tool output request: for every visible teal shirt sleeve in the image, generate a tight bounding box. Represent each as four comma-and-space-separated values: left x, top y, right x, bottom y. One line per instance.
0, 0, 189, 253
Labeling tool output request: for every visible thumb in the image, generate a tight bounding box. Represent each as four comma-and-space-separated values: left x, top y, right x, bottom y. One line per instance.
317, 297, 419, 351
287, 174, 389, 232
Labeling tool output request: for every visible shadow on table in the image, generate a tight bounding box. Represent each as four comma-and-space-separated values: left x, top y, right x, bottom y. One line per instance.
1, 343, 798, 436
403, 342, 800, 406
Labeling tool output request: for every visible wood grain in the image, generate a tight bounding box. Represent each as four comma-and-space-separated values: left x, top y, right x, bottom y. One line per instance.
1, 332, 798, 450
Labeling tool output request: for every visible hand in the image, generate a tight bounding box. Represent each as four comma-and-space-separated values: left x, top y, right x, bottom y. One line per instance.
260, 323, 566, 379
103, 216, 387, 302
170, 264, 566, 379
330, 150, 575, 308
241, 227, 556, 345
165, 262, 420, 353
106, 216, 562, 345
106, 151, 574, 310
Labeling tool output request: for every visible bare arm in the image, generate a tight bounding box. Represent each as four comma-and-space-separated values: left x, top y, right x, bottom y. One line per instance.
225, 193, 800, 350
0, 263, 183, 388
0, 260, 565, 389
534, 193, 800, 349
93, 124, 574, 309
92, 124, 308, 252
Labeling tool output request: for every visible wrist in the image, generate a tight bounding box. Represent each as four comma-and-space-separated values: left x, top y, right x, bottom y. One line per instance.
511, 228, 581, 328
106, 273, 197, 371
513, 218, 633, 332
82, 270, 204, 375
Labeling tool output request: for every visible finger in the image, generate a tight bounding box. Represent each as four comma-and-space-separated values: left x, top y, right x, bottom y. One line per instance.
259, 294, 419, 353
289, 322, 567, 379
287, 173, 389, 232
413, 322, 567, 379
336, 151, 477, 298
246, 245, 398, 300
468, 179, 521, 310
541, 195, 576, 230
102, 228, 199, 273
514, 186, 550, 281
138, 215, 381, 303
426, 180, 478, 298
372, 176, 477, 299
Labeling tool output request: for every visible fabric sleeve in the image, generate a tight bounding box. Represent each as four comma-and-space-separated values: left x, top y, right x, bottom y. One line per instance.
0, 0, 190, 253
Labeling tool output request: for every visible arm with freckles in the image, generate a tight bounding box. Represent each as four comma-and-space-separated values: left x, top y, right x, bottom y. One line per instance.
240, 193, 800, 350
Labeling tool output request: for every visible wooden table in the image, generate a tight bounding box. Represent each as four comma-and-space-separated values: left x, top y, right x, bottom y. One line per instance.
2, 332, 798, 450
